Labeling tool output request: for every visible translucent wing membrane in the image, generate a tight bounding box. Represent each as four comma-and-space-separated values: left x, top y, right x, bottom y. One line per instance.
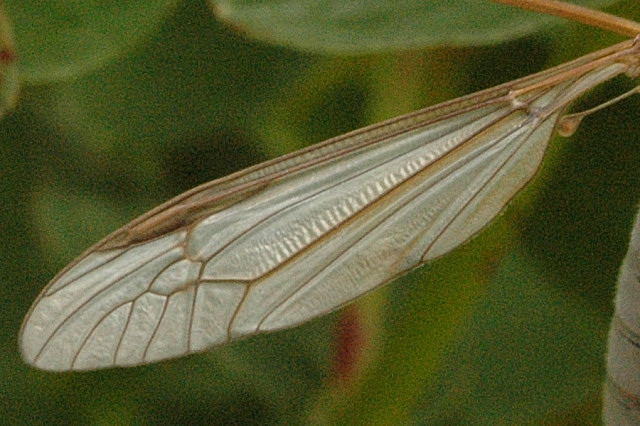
605, 212, 640, 424
20, 38, 640, 371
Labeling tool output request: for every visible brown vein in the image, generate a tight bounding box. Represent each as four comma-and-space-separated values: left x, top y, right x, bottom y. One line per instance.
33, 244, 181, 365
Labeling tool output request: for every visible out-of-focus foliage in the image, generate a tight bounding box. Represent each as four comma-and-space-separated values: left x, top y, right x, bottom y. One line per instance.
4, 0, 178, 82
2, 0, 640, 424
213, 0, 619, 53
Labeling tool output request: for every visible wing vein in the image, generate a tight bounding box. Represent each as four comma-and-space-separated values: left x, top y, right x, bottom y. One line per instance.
33, 244, 179, 363
252, 105, 535, 327
142, 296, 169, 363
71, 301, 132, 369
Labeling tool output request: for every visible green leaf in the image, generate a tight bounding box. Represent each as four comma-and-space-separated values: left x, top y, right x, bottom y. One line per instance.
45, 0, 312, 167
212, 0, 619, 54
4, 0, 178, 83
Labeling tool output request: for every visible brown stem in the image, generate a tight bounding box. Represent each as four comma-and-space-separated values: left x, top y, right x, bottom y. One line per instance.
489, 0, 640, 37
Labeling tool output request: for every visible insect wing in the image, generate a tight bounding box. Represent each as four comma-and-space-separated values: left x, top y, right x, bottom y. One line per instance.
20, 39, 640, 371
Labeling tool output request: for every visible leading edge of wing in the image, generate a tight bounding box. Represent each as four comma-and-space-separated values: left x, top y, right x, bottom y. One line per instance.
82, 38, 640, 251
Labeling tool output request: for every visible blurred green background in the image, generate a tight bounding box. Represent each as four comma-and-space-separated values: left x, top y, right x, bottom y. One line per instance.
2, 0, 640, 424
